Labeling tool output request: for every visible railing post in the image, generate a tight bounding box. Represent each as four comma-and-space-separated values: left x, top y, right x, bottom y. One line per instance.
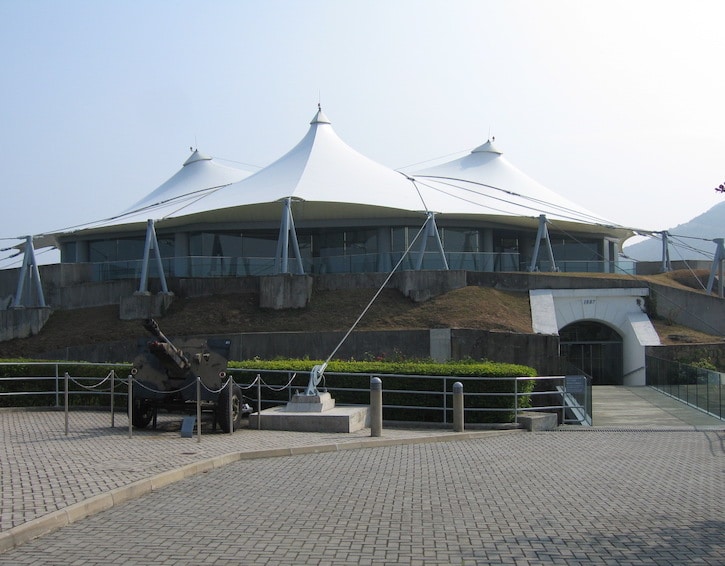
514, 377, 519, 425
111, 370, 115, 428
196, 376, 202, 443
55, 363, 60, 408
370, 377, 382, 437
228, 376, 234, 435
128, 373, 133, 439
64, 372, 69, 436
453, 381, 464, 432
257, 374, 262, 430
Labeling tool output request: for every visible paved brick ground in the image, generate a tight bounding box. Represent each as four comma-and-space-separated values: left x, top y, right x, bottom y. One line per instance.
0, 410, 464, 533
2, 424, 724, 564
1, 388, 724, 565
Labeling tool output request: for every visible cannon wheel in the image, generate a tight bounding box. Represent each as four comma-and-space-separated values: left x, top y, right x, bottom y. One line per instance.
130, 399, 154, 429
217, 384, 243, 433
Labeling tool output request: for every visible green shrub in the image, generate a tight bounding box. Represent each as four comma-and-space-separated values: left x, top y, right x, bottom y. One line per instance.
230, 358, 536, 423
1, 357, 536, 424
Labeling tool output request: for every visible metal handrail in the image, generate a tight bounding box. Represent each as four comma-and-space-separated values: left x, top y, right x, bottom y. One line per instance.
0, 362, 592, 425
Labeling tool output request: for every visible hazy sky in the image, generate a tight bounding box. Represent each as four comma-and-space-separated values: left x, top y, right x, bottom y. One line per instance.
1, 0, 724, 265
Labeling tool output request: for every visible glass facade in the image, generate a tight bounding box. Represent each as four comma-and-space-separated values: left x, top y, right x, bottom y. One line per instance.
58, 223, 626, 279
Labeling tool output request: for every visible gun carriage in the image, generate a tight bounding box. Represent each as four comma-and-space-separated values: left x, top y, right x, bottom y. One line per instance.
130, 318, 249, 432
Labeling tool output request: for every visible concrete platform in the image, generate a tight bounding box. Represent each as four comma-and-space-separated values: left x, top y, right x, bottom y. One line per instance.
249, 405, 369, 433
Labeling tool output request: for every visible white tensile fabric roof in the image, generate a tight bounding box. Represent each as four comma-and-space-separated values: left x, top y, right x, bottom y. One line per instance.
56, 149, 252, 237
57, 107, 626, 239
412, 140, 612, 227
123, 149, 251, 213
173, 108, 424, 220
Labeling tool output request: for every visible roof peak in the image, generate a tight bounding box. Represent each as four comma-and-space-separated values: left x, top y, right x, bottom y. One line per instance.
310, 104, 331, 125
183, 148, 212, 166
471, 138, 502, 155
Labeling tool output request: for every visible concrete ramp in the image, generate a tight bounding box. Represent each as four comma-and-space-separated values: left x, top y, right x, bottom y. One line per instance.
592, 386, 723, 428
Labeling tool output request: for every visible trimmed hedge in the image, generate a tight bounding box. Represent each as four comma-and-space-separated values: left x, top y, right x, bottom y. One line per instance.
230, 358, 536, 424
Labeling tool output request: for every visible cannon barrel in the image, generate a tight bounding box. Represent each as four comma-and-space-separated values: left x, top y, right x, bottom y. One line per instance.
142, 318, 190, 373
143, 318, 170, 343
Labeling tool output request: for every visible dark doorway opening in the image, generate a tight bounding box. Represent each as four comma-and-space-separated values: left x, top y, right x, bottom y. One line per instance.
559, 321, 623, 385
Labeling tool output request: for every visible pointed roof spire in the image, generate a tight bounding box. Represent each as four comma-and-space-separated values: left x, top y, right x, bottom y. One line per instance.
183, 148, 212, 166
310, 104, 331, 125
472, 138, 502, 155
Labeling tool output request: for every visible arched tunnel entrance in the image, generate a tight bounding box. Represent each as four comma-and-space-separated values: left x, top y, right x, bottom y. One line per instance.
559, 321, 624, 385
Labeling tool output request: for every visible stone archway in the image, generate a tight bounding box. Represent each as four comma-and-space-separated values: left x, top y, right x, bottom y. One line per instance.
529, 288, 661, 386
559, 321, 624, 385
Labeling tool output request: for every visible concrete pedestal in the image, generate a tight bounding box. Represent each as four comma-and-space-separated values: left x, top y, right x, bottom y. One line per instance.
284, 392, 336, 412
250, 405, 369, 433
250, 393, 369, 433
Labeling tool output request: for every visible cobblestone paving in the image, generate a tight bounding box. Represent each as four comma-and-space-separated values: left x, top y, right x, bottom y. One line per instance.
0, 410, 465, 533
2, 426, 723, 565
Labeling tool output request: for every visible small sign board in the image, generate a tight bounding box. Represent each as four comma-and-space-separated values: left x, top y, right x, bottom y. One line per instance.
180, 416, 196, 438
565, 375, 586, 394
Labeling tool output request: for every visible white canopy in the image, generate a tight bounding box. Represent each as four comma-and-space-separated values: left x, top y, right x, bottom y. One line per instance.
124, 149, 250, 213
174, 108, 424, 220
56, 108, 627, 240
411, 139, 615, 227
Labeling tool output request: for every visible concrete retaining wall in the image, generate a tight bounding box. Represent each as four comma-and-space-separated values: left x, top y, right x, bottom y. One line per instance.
467, 272, 649, 291
52, 281, 137, 310
38, 328, 560, 377
0, 308, 52, 342
171, 276, 260, 298
451, 329, 561, 376
648, 282, 724, 336
316, 270, 468, 302
259, 275, 313, 309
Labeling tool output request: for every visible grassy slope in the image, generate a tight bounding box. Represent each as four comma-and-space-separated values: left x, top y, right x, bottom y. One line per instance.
0, 270, 720, 358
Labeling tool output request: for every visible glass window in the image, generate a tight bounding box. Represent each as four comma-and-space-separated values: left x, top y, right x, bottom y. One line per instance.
241, 232, 277, 257
441, 228, 479, 253
61, 241, 76, 263
89, 238, 145, 262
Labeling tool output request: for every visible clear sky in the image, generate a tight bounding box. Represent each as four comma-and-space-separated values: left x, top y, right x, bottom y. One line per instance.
1, 0, 723, 266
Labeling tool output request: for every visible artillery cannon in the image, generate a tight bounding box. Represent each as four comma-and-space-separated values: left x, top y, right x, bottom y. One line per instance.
130, 319, 250, 432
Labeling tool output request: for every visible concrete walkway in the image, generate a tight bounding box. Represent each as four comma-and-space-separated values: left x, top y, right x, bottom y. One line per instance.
592, 386, 724, 428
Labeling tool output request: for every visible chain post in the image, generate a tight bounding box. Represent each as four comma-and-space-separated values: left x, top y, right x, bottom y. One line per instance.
196, 375, 202, 443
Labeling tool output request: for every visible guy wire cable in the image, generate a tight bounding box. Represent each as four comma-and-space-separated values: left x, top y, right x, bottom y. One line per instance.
548, 219, 723, 337
321, 199, 432, 371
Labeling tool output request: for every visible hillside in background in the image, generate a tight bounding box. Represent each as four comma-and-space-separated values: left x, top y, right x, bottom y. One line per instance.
624, 201, 725, 261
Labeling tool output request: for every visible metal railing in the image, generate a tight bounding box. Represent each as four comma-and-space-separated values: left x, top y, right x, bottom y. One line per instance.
0, 362, 592, 426
85, 251, 635, 281
0, 362, 131, 408
646, 355, 724, 420
228, 368, 591, 426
